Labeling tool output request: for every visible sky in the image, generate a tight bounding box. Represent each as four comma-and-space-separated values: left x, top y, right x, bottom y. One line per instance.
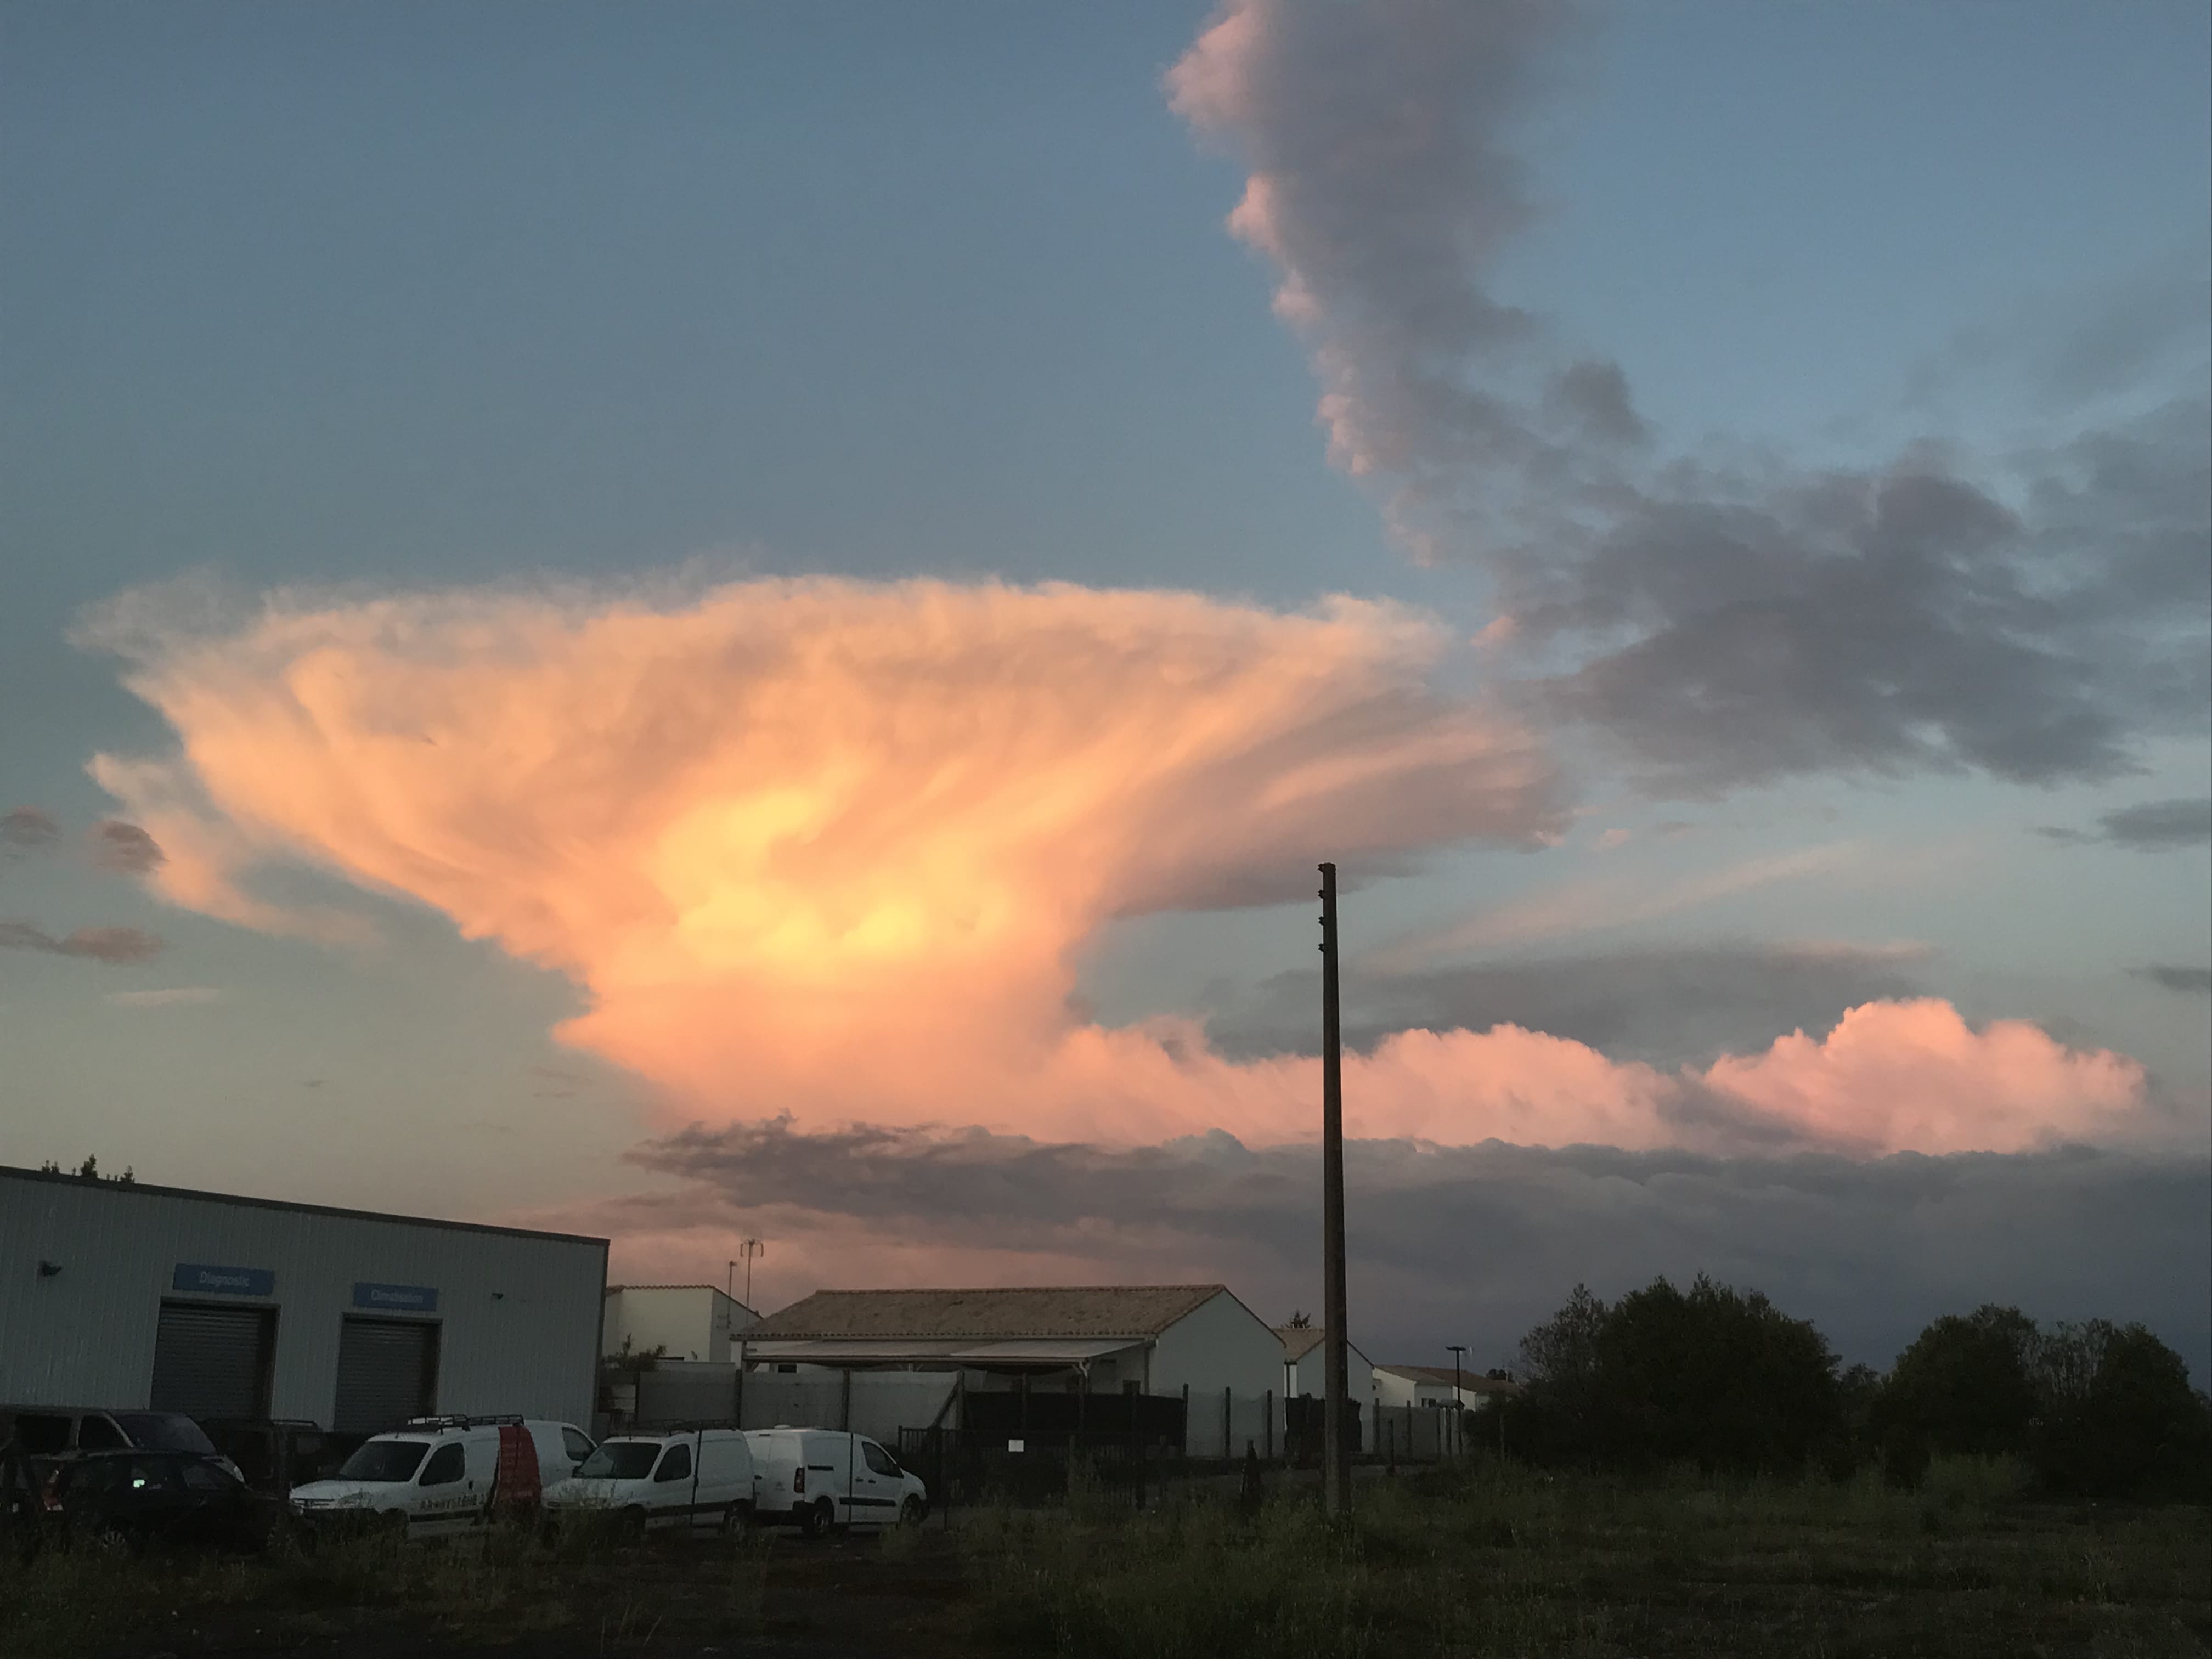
3, 0, 2207, 1378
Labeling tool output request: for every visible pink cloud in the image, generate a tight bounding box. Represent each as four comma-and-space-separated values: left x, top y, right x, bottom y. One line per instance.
82, 577, 2151, 1159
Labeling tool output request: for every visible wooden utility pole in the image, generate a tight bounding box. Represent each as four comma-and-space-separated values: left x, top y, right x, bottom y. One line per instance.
1319, 862, 1351, 1517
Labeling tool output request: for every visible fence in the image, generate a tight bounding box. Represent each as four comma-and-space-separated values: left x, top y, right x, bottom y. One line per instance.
620, 1364, 958, 1443
899, 1419, 1177, 1510
618, 1364, 1481, 1471
1370, 1401, 1475, 1464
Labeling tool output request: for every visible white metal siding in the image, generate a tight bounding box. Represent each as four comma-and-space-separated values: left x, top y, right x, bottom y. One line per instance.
0, 1171, 605, 1428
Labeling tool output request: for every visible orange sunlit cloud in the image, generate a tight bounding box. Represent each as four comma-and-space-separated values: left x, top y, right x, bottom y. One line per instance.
82, 575, 2152, 1156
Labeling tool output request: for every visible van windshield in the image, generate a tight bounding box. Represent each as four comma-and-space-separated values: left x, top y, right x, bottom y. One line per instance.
337, 1439, 431, 1482
110, 1413, 219, 1455
575, 1442, 661, 1480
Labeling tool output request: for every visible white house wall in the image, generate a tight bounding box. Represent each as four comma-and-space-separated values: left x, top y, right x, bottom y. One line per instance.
1, 1171, 605, 1429
1148, 1290, 1282, 1401
603, 1286, 753, 1363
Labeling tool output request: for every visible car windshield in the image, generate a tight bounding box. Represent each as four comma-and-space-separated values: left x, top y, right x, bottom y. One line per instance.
336, 1439, 431, 1482
575, 1442, 661, 1480
110, 1413, 218, 1455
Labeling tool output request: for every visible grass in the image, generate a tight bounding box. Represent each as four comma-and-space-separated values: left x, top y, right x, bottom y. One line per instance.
1, 1461, 2204, 1657
956, 1459, 2211, 1659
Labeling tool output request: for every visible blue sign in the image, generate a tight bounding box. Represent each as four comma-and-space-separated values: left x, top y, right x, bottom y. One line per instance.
172, 1263, 275, 1297
353, 1282, 439, 1313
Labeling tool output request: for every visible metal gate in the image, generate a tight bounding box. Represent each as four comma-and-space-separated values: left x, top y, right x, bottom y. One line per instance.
333, 1317, 438, 1433
150, 1301, 274, 1419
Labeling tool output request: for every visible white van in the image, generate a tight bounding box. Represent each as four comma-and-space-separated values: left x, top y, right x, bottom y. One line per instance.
290, 1415, 594, 1537
544, 1430, 754, 1533
746, 1428, 927, 1536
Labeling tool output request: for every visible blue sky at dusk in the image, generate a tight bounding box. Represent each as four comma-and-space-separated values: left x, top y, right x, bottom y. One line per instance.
3, 1, 2206, 1375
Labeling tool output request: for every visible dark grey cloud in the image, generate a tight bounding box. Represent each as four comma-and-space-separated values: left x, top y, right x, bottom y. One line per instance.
627, 1120, 2210, 1380
1209, 941, 1926, 1068
1172, 3, 2210, 794
87, 819, 165, 875
2134, 964, 2212, 996
2040, 796, 2212, 849
0, 920, 166, 963
1, 806, 59, 850
1520, 413, 2211, 792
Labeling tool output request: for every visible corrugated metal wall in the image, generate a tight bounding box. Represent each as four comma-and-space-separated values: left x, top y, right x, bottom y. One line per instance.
0, 1170, 606, 1429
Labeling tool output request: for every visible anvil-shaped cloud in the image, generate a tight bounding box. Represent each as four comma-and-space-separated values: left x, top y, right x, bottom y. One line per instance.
81, 577, 2147, 1153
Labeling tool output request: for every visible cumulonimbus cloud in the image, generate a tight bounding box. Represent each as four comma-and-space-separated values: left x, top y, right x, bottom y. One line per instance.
78, 575, 2157, 1156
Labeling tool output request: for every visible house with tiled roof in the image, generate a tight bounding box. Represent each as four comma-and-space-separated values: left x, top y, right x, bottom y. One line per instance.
743, 1283, 1284, 1407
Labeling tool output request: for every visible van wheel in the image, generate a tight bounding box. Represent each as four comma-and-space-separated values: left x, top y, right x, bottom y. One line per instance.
622, 1506, 648, 1540
720, 1502, 749, 1535
797, 1499, 833, 1539
899, 1496, 926, 1527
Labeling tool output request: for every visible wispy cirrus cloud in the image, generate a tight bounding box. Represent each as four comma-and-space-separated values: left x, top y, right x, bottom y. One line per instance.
2133, 964, 2212, 996
88, 819, 165, 875
2, 806, 60, 850
2040, 796, 2212, 850
105, 985, 222, 1007
1365, 839, 1868, 972
0, 920, 165, 963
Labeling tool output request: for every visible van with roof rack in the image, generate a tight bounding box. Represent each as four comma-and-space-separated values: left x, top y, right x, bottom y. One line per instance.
288, 1416, 593, 1538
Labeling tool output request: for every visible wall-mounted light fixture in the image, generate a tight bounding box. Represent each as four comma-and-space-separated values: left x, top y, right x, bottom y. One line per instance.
37, 1260, 62, 1278
490, 1290, 505, 1301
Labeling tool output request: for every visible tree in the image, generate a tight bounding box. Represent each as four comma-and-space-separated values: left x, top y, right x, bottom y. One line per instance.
1876, 1308, 2210, 1500
1502, 1276, 1843, 1475
1284, 1310, 1312, 1330
2032, 1321, 2211, 1500
1874, 1305, 2040, 1482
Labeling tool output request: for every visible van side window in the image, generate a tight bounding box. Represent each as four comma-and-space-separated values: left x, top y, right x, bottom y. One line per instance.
79, 1416, 128, 1451
562, 1427, 594, 1464
653, 1444, 692, 1483
862, 1442, 899, 1478
419, 1443, 466, 1486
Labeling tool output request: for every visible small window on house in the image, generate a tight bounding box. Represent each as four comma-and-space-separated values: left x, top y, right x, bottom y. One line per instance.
777, 1363, 797, 1374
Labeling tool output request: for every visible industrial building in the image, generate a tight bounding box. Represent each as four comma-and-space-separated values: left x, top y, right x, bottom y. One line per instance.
1, 1165, 607, 1432
601, 1283, 757, 1363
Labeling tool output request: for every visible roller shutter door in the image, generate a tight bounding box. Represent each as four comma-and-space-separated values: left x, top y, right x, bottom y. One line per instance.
150, 1302, 273, 1419
334, 1317, 438, 1434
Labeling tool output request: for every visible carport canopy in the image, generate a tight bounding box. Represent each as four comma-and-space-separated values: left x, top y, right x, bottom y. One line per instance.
741, 1336, 1141, 1372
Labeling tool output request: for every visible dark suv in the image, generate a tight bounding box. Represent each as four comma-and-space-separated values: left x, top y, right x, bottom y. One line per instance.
0, 1406, 226, 1462
39, 1450, 280, 1554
